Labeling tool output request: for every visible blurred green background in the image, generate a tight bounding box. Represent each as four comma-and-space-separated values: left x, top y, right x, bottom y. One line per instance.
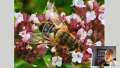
15, 0, 104, 15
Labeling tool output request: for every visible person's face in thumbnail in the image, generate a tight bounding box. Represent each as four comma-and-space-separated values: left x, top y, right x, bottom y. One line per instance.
104, 49, 113, 63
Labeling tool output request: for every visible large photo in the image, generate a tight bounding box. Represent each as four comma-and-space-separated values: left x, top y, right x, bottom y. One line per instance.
14, 0, 105, 68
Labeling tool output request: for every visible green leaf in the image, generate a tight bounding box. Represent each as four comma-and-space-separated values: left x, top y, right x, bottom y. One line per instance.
63, 5, 73, 15
80, 63, 90, 68
15, 59, 32, 68
97, 0, 104, 5
14, 0, 23, 12
43, 51, 52, 65
28, 0, 48, 14
55, 0, 72, 7
32, 57, 46, 68
63, 64, 72, 68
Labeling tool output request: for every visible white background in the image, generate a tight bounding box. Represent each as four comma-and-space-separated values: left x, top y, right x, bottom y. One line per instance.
0, 0, 120, 68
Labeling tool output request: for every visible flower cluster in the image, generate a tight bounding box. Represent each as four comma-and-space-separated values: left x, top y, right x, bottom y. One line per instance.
14, 0, 105, 67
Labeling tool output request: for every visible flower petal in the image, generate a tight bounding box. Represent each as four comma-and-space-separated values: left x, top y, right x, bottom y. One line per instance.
72, 58, 77, 63
87, 48, 93, 54
86, 11, 96, 23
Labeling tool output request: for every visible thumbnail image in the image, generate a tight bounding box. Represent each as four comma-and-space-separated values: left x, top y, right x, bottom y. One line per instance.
92, 46, 116, 66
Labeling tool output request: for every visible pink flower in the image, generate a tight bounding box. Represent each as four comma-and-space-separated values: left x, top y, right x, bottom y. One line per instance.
70, 13, 81, 22
88, 0, 94, 9
15, 13, 32, 34
87, 0, 100, 15
86, 11, 96, 23
77, 28, 87, 41
26, 53, 36, 64
29, 14, 40, 24
87, 48, 93, 54
37, 44, 48, 56
86, 39, 93, 46
38, 15, 46, 22
15, 40, 27, 50
52, 56, 62, 67
98, 13, 104, 25
74, 7, 87, 16
65, 16, 71, 23
71, 51, 83, 63
72, 0, 86, 8
93, 0, 100, 15
94, 41, 102, 46
82, 51, 92, 62
60, 48, 70, 63
69, 19, 80, 30
14, 12, 24, 27
19, 30, 31, 42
